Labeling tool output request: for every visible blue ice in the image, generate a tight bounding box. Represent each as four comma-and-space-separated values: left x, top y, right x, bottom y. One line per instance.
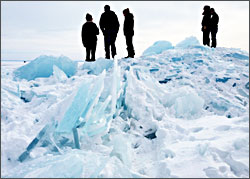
216, 77, 231, 83
56, 70, 106, 133
82, 58, 113, 75
142, 41, 173, 56
176, 36, 200, 48
224, 53, 249, 60
13, 55, 77, 81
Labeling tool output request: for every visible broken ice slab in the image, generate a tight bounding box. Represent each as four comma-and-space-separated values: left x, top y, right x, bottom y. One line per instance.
81, 60, 121, 136
13, 55, 77, 81
56, 70, 106, 133
55, 81, 91, 133
80, 70, 106, 120
72, 128, 80, 149
223, 53, 249, 60
175, 36, 200, 48
18, 123, 50, 162
143, 40, 174, 56
52, 65, 68, 82
82, 58, 113, 75
81, 96, 112, 137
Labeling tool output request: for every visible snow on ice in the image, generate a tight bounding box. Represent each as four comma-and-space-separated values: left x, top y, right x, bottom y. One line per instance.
1, 36, 249, 178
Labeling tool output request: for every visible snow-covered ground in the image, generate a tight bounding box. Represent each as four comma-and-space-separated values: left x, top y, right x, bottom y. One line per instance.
1, 37, 249, 178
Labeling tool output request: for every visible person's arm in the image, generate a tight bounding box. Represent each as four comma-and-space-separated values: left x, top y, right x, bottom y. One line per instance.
95, 24, 99, 35
81, 25, 86, 45
114, 13, 120, 32
99, 14, 105, 34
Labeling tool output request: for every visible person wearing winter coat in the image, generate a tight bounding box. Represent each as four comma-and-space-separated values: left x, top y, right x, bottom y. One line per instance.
81, 13, 99, 61
123, 8, 135, 58
99, 5, 120, 59
210, 8, 219, 48
201, 5, 211, 46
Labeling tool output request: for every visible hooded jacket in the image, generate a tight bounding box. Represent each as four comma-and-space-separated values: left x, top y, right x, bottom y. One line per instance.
81, 22, 99, 47
210, 12, 219, 29
123, 12, 134, 36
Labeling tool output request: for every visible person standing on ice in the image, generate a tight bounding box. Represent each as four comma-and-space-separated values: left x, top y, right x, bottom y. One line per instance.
210, 8, 219, 48
81, 13, 99, 62
123, 8, 135, 58
99, 5, 120, 59
201, 5, 211, 46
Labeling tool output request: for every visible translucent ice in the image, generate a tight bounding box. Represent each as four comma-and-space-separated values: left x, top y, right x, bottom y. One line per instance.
52, 65, 68, 82
13, 55, 77, 81
176, 36, 200, 48
56, 70, 106, 133
82, 58, 113, 75
163, 87, 205, 119
142, 41, 173, 56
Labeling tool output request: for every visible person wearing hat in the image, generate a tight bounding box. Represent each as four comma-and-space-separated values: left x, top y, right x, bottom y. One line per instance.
81, 13, 99, 61
210, 8, 219, 48
201, 5, 211, 46
99, 5, 120, 59
123, 8, 135, 58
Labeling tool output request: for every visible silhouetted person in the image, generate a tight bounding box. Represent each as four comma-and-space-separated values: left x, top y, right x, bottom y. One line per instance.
81, 13, 99, 62
123, 8, 135, 58
99, 5, 120, 59
210, 8, 219, 48
201, 5, 211, 46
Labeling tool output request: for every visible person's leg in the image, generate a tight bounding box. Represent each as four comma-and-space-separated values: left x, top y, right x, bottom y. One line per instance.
86, 47, 90, 61
203, 30, 210, 46
91, 42, 97, 61
104, 36, 110, 59
126, 35, 135, 57
111, 34, 117, 58
211, 29, 217, 48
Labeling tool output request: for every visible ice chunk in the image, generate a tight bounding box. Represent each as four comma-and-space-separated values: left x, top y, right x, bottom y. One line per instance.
163, 87, 205, 119
56, 71, 105, 133
110, 134, 131, 167
224, 53, 249, 60
176, 36, 200, 48
20, 90, 36, 103
13, 55, 77, 81
18, 123, 53, 162
52, 65, 68, 82
8, 150, 107, 178
82, 58, 113, 75
142, 41, 173, 56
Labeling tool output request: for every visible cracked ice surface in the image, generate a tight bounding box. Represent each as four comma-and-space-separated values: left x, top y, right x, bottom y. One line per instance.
1, 36, 249, 178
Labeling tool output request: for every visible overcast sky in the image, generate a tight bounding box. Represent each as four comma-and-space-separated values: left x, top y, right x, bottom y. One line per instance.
1, 1, 249, 61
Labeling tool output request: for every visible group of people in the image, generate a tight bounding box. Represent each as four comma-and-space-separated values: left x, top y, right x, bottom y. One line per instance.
81, 5, 219, 62
201, 5, 219, 48
81, 5, 135, 62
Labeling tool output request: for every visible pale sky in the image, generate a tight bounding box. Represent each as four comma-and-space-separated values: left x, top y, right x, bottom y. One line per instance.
1, 1, 249, 61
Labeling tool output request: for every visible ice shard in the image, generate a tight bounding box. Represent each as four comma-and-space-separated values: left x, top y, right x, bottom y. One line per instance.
56, 70, 106, 133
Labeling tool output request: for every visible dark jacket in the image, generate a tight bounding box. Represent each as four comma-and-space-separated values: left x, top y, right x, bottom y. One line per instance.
201, 11, 211, 31
210, 12, 219, 29
81, 22, 99, 47
123, 13, 134, 36
99, 10, 120, 35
